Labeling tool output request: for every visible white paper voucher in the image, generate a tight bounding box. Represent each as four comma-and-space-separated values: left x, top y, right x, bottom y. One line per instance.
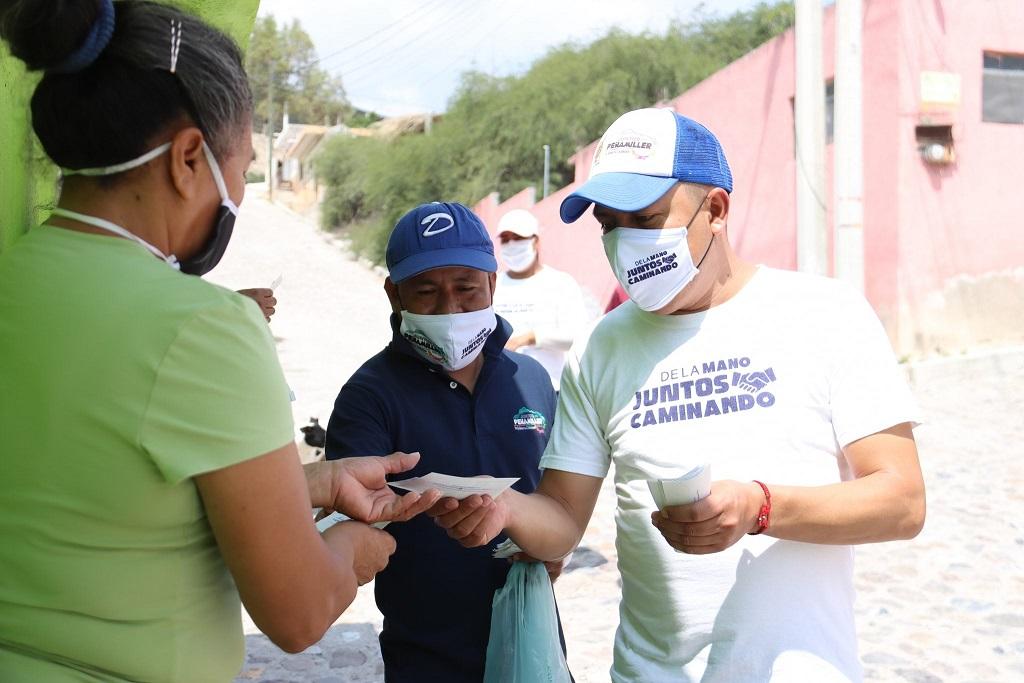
389, 472, 519, 501
647, 463, 712, 508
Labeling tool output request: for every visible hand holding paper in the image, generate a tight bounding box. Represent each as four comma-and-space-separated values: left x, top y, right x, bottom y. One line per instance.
647, 463, 712, 508
650, 471, 767, 556
306, 453, 442, 525
389, 472, 519, 501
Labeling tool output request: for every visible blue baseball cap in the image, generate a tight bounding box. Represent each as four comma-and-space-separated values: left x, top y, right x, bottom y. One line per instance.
385, 202, 498, 283
560, 108, 733, 223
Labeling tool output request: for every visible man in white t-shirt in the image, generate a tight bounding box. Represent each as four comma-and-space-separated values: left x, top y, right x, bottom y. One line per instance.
428, 108, 926, 682
492, 209, 587, 390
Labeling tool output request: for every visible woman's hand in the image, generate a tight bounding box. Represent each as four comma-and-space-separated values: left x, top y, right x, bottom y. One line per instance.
306, 453, 442, 524
237, 288, 276, 322
322, 521, 397, 585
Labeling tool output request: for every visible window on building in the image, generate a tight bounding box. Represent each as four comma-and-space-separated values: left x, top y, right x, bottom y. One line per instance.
824, 80, 834, 143
790, 80, 835, 156
983, 52, 1024, 124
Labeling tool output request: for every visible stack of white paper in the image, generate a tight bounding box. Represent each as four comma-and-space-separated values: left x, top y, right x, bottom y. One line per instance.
647, 464, 712, 508
388, 472, 519, 501
492, 539, 522, 559
313, 510, 389, 532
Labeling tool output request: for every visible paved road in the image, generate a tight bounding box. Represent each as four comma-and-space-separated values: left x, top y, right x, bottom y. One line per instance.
219, 197, 1024, 683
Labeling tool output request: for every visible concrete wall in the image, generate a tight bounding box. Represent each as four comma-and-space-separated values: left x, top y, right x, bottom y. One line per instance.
474, 0, 1024, 356
0, 0, 261, 255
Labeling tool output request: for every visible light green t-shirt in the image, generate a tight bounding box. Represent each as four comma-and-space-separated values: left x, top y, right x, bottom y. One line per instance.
0, 226, 294, 682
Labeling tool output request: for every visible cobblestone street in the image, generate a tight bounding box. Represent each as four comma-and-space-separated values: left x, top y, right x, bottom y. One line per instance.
213, 197, 1024, 683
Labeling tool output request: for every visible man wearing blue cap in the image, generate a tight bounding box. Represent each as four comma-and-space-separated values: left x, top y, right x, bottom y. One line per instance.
324, 202, 567, 682
429, 109, 926, 682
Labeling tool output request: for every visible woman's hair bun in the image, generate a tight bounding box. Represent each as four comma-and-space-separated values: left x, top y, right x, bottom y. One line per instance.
1, 0, 105, 72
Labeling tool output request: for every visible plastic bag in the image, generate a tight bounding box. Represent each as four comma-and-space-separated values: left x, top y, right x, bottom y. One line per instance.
483, 561, 573, 683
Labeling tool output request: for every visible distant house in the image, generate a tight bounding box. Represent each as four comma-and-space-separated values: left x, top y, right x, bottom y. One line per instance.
259, 113, 438, 216
368, 112, 438, 139
275, 124, 327, 188
473, 0, 1024, 356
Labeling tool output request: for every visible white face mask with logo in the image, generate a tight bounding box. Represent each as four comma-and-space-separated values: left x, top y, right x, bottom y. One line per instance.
602, 194, 712, 312
400, 307, 497, 371
500, 239, 536, 273
602, 227, 699, 311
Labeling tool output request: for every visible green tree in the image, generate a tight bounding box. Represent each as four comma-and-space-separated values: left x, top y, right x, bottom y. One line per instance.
316, 136, 385, 228
246, 15, 351, 133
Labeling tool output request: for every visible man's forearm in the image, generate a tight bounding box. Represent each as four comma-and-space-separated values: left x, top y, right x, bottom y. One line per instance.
767, 424, 925, 545
767, 470, 925, 545
503, 489, 587, 561
533, 325, 573, 351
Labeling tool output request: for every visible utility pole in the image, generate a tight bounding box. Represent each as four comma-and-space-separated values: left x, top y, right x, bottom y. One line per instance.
266, 61, 274, 203
542, 144, 551, 199
794, 0, 828, 275
833, 0, 865, 292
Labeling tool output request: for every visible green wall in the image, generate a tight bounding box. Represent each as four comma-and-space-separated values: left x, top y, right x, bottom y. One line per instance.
0, 0, 261, 255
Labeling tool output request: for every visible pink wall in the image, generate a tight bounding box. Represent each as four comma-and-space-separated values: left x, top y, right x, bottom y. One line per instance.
474, 0, 1024, 352
859, 1, 902, 321
892, 0, 1024, 348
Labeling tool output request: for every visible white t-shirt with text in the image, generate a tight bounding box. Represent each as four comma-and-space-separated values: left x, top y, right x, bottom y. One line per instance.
540, 267, 920, 683
494, 265, 587, 390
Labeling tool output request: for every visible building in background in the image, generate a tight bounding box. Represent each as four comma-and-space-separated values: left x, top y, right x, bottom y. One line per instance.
474, 0, 1024, 356
253, 112, 439, 218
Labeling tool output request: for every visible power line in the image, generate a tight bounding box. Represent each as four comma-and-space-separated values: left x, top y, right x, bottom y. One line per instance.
418, 4, 520, 88
330, 0, 483, 79
345, 4, 520, 115
309, 0, 449, 67
339, 0, 492, 88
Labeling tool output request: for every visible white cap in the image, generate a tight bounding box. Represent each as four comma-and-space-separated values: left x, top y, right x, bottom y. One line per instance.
560, 108, 733, 223
497, 209, 540, 238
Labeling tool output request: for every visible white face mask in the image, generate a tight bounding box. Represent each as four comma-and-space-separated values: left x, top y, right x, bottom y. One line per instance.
602, 227, 700, 312
400, 307, 497, 371
500, 239, 536, 273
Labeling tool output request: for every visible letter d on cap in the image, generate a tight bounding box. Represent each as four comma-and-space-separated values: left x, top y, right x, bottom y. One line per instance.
421, 213, 454, 237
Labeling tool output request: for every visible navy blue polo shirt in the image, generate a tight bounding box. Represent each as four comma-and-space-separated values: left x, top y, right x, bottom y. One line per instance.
326, 313, 559, 683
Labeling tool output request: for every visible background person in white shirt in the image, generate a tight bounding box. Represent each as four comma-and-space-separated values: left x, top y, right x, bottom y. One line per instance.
492, 209, 587, 390
428, 108, 926, 683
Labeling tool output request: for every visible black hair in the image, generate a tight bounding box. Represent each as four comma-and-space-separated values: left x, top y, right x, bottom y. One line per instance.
0, 0, 252, 169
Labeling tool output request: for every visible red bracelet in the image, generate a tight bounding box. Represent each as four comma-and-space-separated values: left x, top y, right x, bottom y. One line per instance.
748, 480, 771, 535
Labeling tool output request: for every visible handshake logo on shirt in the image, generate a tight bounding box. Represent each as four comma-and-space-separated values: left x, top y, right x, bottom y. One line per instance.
731, 368, 776, 394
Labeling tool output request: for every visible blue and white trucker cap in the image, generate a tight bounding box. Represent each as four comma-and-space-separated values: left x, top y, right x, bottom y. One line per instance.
386, 202, 498, 283
560, 108, 733, 223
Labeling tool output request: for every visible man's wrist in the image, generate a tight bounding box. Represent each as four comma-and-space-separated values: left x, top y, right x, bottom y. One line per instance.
304, 460, 336, 509
747, 480, 772, 535
497, 488, 521, 537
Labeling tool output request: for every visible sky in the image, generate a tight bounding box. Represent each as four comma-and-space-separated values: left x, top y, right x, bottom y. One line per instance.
256, 0, 768, 117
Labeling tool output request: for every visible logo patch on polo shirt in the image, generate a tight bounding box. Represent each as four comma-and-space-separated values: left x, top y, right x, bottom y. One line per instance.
513, 407, 547, 434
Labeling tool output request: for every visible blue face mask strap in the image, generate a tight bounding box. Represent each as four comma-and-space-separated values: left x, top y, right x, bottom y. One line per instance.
61, 143, 172, 177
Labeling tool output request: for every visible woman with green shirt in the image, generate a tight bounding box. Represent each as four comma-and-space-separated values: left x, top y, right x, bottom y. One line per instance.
0, 2, 439, 680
